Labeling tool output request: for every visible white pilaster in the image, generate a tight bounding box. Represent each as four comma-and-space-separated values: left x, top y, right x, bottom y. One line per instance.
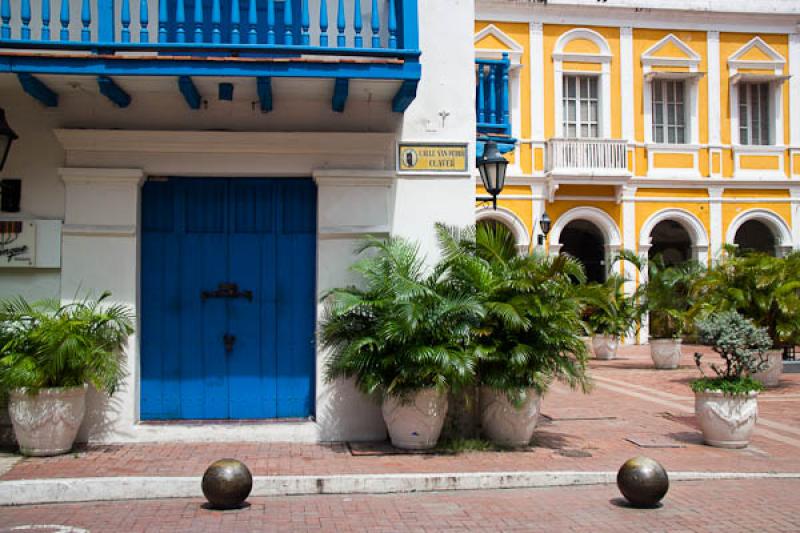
620, 185, 640, 343
59, 167, 145, 442
709, 186, 724, 261
530, 22, 545, 143
791, 186, 800, 250
620, 27, 635, 143
707, 31, 721, 146
789, 29, 800, 150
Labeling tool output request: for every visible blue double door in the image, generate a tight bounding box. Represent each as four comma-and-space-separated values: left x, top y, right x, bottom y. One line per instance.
140, 178, 317, 420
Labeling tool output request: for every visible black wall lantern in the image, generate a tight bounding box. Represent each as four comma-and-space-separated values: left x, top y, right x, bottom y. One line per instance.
0, 108, 17, 172
477, 141, 509, 210
538, 211, 552, 246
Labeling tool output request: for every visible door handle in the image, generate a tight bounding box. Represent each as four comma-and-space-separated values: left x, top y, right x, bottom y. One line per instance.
223, 333, 236, 354
201, 283, 253, 302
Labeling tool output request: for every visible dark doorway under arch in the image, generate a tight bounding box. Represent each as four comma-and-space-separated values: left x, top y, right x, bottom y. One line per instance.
560, 220, 606, 283
649, 220, 692, 266
734, 219, 776, 256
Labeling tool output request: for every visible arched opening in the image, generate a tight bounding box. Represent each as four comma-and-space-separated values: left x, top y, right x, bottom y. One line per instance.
559, 219, 606, 283
733, 219, 777, 256
649, 220, 692, 266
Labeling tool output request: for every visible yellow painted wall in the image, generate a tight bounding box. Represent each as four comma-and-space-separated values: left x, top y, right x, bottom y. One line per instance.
475, 21, 533, 174
543, 25, 621, 140
652, 152, 695, 169
719, 33, 790, 176
633, 29, 708, 177
636, 188, 708, 198
722, 188, 790, 198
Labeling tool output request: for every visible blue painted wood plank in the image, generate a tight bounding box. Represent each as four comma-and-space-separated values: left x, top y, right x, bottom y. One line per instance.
175, 0, 186, 42
352, 0, 362, 48
275, 180, 316, 418
391, 79, 417, 112
159, 0, 168, 42
178, 75, 201, 109
300, 0, 309, 45
370, 0, 380, 48
98, 0, 115, 42
283, 0, 293, 45
332, 77, 348, 112
398, 0, 417, 50
257, 76, 273, 112
211, 0, 222, 43
218, 81, 233, 100
267, 0, 276, 44
139, 0, 149, 42
336, 0, 345, 47
1, 0, 10, 40
247, 0, 258, 44
97, 75, 132, 107
40, 0, 51, 40
230, 0, 240, 44
17, 73, 59, 107
59, 0, 70, 41
21, 0, 31, 40
80, 0, 91, 42
318, 0, 328, 47
121, 0, 131, 43
387, 0, 396, 48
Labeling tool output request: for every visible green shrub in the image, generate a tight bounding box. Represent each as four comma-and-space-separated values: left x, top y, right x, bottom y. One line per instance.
691, 311, 771, 394
320, 236, 482, 400
644, 256, 704, 339
0, 292, 134, 394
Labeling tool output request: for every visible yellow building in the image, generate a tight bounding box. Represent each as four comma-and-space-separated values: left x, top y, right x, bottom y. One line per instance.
474, 2, 800, 308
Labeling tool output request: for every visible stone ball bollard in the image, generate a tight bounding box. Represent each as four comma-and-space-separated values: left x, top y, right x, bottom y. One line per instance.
201, 458, 253, 510
616, 456, 669, 508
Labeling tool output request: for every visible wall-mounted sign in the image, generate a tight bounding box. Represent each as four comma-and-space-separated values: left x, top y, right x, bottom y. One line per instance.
0, 220, 36, 267
398, 143, 468, 172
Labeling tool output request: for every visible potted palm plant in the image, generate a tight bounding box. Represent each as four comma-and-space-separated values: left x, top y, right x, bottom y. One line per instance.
644, 258, 703, 369
437, 223, 590, 447
582, 275, 640, 361
692, 311, 770, 448
694, 249, 800, 387
0, 293, 133, 456
320, 236, 481, 450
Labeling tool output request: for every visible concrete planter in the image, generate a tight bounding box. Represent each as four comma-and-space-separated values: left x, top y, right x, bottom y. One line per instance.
650, 338, 682, 369
479, 387, 541, 447
694, 390, 758, 449
8, 385, 88, 456
592, 335, 619, 360
752, 350, 783, 388
381, 388, 448, 450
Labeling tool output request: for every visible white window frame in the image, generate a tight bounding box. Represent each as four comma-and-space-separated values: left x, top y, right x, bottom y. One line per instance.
738, 82, 772, 146
552, 28, 612, 139
562, 74, 600, 139
651, 78, 687, 145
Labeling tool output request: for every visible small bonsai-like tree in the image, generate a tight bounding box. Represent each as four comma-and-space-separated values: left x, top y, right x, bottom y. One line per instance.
691, 311, 771, 395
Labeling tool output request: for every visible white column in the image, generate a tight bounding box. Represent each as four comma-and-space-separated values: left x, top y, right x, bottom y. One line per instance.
709, 186, 724, 261
620, 27, 635, 143
708, 31, 721, 146
59, 167, 144, 443
531, 181, 547, 252
620, 185, 639, 343
790, 28, 800, 149
791, 186, 800, 251
530, 22, 545, 143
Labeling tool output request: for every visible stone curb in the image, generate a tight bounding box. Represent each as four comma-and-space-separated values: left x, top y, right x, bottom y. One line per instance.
2, 471, 800, 506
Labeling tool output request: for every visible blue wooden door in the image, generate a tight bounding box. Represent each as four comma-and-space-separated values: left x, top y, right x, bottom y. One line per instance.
141, 178, 316, 420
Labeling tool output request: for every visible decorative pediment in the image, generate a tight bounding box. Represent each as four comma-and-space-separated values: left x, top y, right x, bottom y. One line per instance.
642, 34, 701, 69
728, 37, 785, 75
553, 28, 611, 63
474, 24, 523, 63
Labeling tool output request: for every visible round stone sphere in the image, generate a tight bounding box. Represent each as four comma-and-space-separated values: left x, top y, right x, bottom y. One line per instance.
201, 458, 253, 510
616, 456, 669, 508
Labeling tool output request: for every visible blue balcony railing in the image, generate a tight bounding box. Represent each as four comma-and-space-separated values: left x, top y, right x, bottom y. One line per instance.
0, 0, 418, 58
476, 54, 510, 137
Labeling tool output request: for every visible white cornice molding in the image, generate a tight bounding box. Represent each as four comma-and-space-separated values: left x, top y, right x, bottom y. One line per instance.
59, 167, 145, 185
54, 130, 396, 156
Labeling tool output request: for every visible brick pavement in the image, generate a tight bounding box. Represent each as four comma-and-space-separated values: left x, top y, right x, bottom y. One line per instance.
1, 478, 799, 532
2, 344, 799, 481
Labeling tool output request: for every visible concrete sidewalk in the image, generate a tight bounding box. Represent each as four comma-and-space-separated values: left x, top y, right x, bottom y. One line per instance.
1, 345, 799, 505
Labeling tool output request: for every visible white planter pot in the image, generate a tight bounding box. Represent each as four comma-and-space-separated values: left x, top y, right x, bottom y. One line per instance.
8, 385, 88, 457
752, 350, 783, 388
381, 388, 448, 450
579, 336, 593, 357
694, 390, 758, 449
592, 335, 619, 360
650, 339, 682, 369
480, 387, 541, 447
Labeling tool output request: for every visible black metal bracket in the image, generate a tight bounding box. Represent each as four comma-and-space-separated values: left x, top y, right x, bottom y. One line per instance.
201, 282, 253, 302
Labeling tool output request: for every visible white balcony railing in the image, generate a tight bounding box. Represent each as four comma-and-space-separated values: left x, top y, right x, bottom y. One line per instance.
545, 138, 628, 174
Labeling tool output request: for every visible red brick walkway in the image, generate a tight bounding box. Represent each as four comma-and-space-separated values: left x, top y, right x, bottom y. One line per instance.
3, 345, 799, 481
1, 478, 799, 532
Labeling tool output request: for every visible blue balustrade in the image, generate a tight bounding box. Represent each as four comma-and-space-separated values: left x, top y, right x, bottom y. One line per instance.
476, 54, 511, 136
0, 0, 420, 61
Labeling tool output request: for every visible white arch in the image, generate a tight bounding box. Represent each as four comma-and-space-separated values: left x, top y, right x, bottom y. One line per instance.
726, 208, 793, 256
639, 208, 709, 264
553, 28, 612, 57
475, 206, 531, 253
548, 206, 622, 254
